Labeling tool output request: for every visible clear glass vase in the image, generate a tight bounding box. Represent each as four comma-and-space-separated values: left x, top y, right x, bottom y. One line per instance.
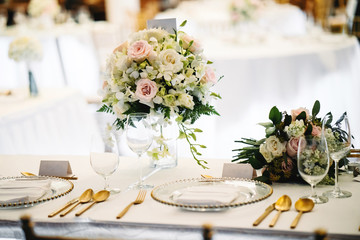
148, 122, 178, 169
27, 62, 38, 97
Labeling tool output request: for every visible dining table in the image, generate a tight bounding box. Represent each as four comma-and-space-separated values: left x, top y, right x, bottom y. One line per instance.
0, 154, 359, 239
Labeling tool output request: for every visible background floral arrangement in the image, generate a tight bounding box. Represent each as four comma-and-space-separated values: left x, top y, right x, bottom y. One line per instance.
28, 0, 60, 18
98, 21, 221, 169
230, 0, 265, 24
232, 100, 350, 184
8, 36, 43, 62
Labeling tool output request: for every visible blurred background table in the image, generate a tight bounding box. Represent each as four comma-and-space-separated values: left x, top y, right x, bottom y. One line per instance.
0, 88, 100, 155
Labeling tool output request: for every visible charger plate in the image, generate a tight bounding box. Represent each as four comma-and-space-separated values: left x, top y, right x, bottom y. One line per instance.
151, 177, 272, 211
0, 176, 74, 209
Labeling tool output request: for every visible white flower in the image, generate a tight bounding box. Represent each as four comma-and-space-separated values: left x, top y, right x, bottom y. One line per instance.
285, 119, 306, 138
159, 49, 183, 73
8, 36, 43, 62
259, 136, 286, 163
178, 93, 195, 110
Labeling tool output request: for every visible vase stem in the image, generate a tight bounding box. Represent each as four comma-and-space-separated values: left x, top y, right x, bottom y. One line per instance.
28, 70, 38, 97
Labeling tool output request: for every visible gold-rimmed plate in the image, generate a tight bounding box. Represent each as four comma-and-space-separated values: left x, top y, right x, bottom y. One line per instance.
151, 177, 273, 211
0, 176, 74, 209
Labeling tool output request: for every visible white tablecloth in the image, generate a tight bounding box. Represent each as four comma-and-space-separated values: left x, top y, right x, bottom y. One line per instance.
0, 88, 100, 155
0, 155, 359, 239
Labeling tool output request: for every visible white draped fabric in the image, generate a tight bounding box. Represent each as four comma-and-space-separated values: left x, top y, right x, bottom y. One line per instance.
0, 88, 100, 155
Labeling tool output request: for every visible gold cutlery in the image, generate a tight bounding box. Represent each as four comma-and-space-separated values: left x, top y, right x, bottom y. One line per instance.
21, 171, 78, 180
201, 174, 213, 179
269, 195, 292, 227
75, 190, 110, 217
116, 190, 147, 219
60, 189, 93, 217
48, 197, 79, 218
253, 203, 275, 226
290, 198, 314, 229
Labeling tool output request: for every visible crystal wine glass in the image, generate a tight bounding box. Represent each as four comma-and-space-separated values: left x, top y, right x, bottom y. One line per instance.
90, 130, 120, 193
297, 135, 330, 204
126, 113, 153, 189
323, 113, 352, 198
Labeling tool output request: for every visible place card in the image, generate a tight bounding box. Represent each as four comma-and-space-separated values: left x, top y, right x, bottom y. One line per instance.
147, 18, 177, 34
39, 160, 76, 179
222, 163, 255, 179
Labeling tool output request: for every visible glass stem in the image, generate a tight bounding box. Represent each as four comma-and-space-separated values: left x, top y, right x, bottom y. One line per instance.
334, 160, 340, 193
310, 184, 316, 198
104, 176, 109, 190
138, 154, 143, 186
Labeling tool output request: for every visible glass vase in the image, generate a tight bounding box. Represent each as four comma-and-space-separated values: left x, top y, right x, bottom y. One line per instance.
27, 62, 38, 97
148, 121, 178, 169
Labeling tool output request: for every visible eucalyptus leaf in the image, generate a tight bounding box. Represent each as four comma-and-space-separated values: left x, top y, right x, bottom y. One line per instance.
258, 122, 273, 128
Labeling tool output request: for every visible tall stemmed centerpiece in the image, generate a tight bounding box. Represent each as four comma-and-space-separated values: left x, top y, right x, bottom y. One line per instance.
8, 36, 43, 97
98, 20, 222, 169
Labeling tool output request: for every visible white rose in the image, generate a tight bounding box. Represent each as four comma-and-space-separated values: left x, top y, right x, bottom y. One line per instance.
265, 136, 286, 158
159, 49, 183, 73
178, 93, 194, 110
260, 144, 273, 163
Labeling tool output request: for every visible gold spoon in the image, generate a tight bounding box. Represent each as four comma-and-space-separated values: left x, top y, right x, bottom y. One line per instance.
269, 195, 292, 227
60, 189, 93, 217
21, 172, 36, 176
290, 198, 314, 229
75, 190, 110, 217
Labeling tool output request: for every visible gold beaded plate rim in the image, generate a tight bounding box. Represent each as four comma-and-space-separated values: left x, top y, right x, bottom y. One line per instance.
0, 176, 74, 209
151, 177, 273, 211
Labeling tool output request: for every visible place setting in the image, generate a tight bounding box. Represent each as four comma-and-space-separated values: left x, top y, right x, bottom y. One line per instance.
1, 1, 360, 238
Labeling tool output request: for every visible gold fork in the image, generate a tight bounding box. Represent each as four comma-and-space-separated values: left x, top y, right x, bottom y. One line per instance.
116, 190, 146, 219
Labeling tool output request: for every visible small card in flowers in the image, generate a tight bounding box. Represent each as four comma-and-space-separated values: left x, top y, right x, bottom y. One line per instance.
147, 18, 177, 33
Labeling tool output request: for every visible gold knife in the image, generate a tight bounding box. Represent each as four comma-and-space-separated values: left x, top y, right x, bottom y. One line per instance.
48, 197, 79, 217
253, 203, 276, 226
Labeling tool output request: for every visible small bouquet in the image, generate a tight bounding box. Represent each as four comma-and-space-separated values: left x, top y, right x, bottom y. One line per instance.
8, 36, 43, 63
28, 0, 60, 18
232, 100, 350, 184
230, 0, 264, 24
99, 21, 221, 168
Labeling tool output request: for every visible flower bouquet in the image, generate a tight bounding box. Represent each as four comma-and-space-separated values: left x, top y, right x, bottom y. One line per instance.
230, 0, 264, 24
8, 36, 43, 96
232, 100, 350, 184
98, 20, 221, 169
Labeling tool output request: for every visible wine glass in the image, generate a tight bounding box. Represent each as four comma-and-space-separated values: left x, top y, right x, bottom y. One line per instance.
297, 135, 330, 204
126, 113, 153, 189
90, 129, 120, 193
323, 113, 352, 198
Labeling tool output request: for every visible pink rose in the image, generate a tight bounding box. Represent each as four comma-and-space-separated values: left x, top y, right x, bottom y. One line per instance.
128, 40, 153, 62
102, 81, 108, 89
201, 67, 217, 85
113, 41, 128, 54
286, 137, 306, 158
180, 34, 203, 54
282, 158, 294, 172
291, 107, 310, 121
135, 78, 158, 103
311, 123, 322, 137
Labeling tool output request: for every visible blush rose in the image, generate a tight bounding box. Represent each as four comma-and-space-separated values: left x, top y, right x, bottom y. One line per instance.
128, 40, 153, 62
201, 67, 217, 85
286, 137, 306, 158
291, 107, 310, 121
135, 78, 158, 103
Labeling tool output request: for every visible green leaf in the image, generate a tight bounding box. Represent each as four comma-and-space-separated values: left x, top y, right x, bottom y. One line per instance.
304, 123, 313, 136
178, 131, 186, 139
194, 128, 203, 133
189, 132, 197, 141
284, 114, 292, 127
249, 156, 265, 169
199, 145, 206, 148
254, 175, 271, 184
180, 20, 187, 27
207, 60, 213, 64
312, 100, 320, 118
296, 111, 307, 121
258, 122, 273, 128
269, 106, 282, 125
265, 126, 276, 136
210, 92, 222, 99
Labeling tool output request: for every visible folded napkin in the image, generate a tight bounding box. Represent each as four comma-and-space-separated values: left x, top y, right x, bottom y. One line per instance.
172, 186, 239, 205
0, 178, 51, 204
